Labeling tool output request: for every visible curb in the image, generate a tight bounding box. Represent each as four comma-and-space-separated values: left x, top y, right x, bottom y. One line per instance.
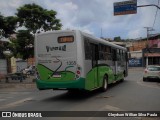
129, 67, 144, 71
0, 83, 36, 89
0, 76, 36, 90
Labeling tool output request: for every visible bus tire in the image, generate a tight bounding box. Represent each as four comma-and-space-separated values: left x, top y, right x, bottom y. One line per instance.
101, 75, 108, 92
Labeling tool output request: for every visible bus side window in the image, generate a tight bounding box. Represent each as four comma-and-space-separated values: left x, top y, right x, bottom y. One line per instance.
120, 50, 122, 61
122, 50, 125, 61
112, 49, 117, 61
84, 38, 92, 60
99, 44, 104, 60
116, 49, 120, 61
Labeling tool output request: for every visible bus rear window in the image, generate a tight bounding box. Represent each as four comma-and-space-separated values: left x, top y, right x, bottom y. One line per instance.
58, 36, 74, 43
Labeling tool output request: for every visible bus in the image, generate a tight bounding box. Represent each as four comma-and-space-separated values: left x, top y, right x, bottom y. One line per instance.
35, 30, 128, 92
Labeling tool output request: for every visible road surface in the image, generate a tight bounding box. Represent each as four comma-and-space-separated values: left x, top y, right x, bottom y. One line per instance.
0, 68, 160, 120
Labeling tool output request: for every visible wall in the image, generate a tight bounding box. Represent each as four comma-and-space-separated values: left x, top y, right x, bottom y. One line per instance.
0, 59, 7, 74
128, 41, 147, 51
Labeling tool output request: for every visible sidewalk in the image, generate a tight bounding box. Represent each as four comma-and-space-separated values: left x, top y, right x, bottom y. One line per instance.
128, 67, 144, 71
0, 75, 36, 91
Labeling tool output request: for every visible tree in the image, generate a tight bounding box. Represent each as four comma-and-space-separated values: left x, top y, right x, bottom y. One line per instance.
0, 13, 18, 38
4, 16, 18, 37
16, 3, 62, 34
114, 36, 122, 42
15, 30, 34, 59
0, 13, 5, 39
0, 13, 18, 59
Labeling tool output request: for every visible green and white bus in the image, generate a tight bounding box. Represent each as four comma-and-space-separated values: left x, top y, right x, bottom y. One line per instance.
35, 30, 128, 91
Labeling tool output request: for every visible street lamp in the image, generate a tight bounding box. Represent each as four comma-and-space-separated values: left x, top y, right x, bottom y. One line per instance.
3, 49, 12, 74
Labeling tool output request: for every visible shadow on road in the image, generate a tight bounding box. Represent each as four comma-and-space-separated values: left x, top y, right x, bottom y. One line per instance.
43, 90, 101, 102
42, 80, 125, 102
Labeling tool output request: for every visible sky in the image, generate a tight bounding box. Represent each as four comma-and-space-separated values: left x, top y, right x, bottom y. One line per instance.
0, 0, 160, 39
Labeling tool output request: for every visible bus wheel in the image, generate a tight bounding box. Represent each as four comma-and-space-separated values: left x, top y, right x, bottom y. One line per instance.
101, 75, 108, 92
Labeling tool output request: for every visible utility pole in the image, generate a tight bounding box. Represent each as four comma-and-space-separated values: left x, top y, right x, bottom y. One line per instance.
144, 27, 154, 67
101, 28, 103, 38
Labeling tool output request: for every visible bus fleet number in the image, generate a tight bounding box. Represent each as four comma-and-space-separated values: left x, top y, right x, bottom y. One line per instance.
66, 61, 76, 65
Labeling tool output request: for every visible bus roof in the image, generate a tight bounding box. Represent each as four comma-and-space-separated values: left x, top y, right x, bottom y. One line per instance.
80, 31, 127, 51
36, 30, 127, 51
35, 30, 76, 37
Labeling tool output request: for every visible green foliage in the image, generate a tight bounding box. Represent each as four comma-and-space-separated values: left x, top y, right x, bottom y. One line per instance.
1, 30, 33, 59
0, 13, 18, 58
114, 36, 122, 42
0, 13, 18, 38
16, 3, 62, 34
1, 4, 62, 59
0, 14, 5, 37
4, 16, 18, 37
0, 13, 6, 38
15, 30, 34, 59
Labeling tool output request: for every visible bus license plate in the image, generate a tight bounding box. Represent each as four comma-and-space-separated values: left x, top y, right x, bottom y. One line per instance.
53, 73, 61, 78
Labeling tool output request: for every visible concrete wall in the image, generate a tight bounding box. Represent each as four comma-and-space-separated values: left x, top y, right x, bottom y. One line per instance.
0, 59, 7, 75
130, 51, 142, 58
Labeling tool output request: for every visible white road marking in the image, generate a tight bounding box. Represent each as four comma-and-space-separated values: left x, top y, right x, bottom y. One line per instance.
0, 97, 32, 109
103, 105, 124, 111
137, 79, 160, 89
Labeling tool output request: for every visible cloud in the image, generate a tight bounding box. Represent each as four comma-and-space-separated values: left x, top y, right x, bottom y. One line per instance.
0, 0, 159, 39
128, 29, 144, 39
44, 0, 78, 28
0, 0, 44, 16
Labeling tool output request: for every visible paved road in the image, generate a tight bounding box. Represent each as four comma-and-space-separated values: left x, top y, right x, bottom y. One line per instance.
0, 68, 160, 120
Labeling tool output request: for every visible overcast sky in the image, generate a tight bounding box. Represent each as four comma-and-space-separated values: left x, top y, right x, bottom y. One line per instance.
0, 0, 160, 39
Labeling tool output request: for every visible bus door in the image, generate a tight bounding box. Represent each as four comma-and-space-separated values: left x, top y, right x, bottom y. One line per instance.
91, 43, 99, 88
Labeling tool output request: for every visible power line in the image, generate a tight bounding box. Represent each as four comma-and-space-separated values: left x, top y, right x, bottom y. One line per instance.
152, 0, 160, 28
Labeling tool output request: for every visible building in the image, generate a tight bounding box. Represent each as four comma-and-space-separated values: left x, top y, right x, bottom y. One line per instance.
109, 34, 160, 67
142, 48, 160, 67
127, 34, 160, 67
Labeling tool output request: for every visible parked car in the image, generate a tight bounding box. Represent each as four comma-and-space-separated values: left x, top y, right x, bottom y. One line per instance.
143, 65, 160, 82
